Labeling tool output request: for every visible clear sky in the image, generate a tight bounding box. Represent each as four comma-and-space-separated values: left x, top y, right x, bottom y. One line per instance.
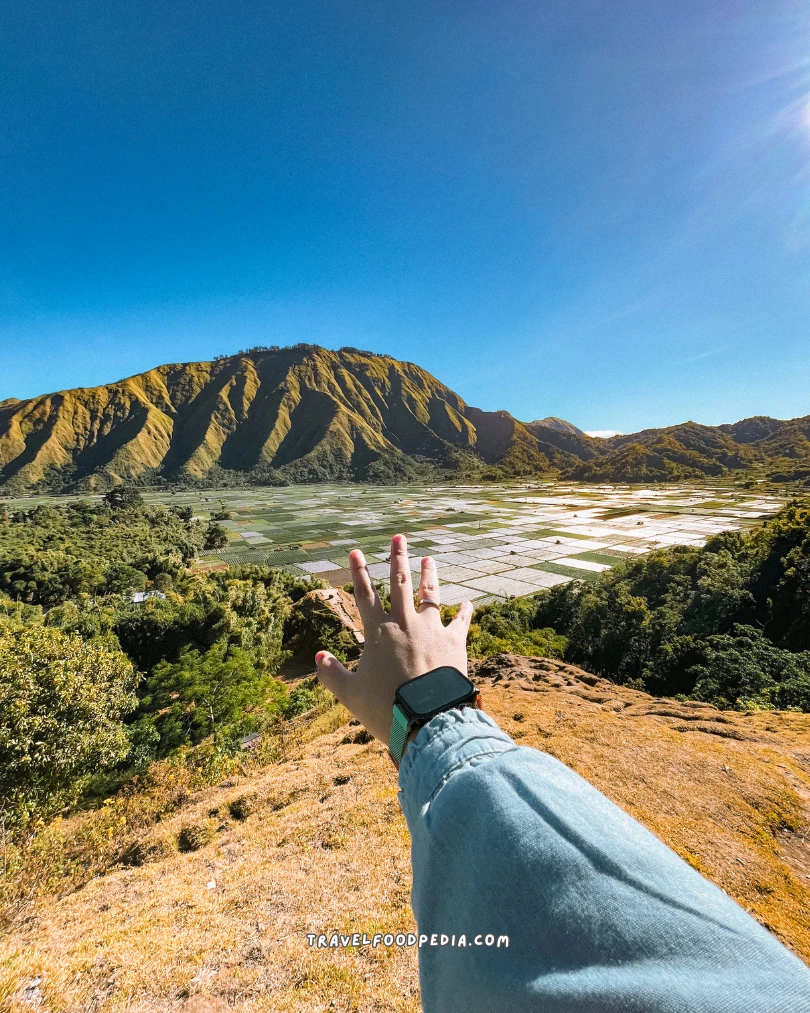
2, 1, 809, 433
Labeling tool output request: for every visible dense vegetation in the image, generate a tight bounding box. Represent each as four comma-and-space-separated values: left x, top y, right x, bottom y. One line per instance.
0, 493, 328, 833
3, 488, 810, 847
487, 498, 810, 711
0, 489, 221, 605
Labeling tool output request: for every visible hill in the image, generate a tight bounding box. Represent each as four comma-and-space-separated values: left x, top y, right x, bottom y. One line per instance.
2, 655, 808, 1011
1, 344, 809, 491
0, 346, 561, 492
572, 418, 810, 484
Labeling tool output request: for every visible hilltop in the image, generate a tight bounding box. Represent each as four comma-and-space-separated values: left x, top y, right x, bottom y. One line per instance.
2, 654, 808, 1012
1, 344, 809, 492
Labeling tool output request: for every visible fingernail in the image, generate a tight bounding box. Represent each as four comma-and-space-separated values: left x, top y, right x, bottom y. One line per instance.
315, 651, 329, 664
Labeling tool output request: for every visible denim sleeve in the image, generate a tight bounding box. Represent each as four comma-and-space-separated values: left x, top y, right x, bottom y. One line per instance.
398, 708, 810, 1013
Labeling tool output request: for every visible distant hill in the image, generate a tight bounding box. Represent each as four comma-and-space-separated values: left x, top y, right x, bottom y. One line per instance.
527, 416, 585, 437
0, 344, 807, 490
571, 418, 810, 484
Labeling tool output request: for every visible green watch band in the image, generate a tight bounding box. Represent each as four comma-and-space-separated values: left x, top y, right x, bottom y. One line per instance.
388, 703, 411, 763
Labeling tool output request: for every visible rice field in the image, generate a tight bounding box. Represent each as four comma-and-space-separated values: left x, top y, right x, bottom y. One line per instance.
143, 482, 785, 602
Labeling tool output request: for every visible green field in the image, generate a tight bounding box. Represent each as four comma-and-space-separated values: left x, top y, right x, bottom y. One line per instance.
3, 482, 785, 603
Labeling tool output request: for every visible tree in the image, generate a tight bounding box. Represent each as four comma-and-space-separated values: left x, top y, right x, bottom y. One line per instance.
0, 623, 137, 826
144, 643, 281, 751
685, 625, 810, 711
204, 522, 229, 551
103, 486, 144, 509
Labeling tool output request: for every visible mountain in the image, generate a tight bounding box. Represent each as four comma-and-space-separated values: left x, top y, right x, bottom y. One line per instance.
0, 344, 808, 491
572, 418, 810, 484
0, 345, 562, 491
527, 416, 585, 436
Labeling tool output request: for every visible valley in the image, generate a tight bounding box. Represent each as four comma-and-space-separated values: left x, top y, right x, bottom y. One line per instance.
4, 481, 784, 603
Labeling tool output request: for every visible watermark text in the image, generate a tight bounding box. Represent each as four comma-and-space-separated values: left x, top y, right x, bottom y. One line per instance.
306, 932, 508, 949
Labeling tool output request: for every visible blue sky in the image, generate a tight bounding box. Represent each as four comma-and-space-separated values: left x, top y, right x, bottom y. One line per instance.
2, 1, 809, 433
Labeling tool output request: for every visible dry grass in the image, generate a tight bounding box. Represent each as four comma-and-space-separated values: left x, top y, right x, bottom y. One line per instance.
2, 655, 809, 1011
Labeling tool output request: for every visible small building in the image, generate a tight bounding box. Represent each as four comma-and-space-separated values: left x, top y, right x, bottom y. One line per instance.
129, 591, 168, 604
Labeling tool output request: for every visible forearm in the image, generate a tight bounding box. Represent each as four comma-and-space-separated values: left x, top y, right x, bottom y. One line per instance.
398, 708, 810, 1013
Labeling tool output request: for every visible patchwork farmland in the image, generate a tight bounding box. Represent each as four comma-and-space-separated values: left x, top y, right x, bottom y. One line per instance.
152, 483, 784, 603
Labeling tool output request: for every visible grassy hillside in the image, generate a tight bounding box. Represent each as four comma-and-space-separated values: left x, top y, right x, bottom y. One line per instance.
0, 345, 553, 493
1, 657, 808, 1011
2, 490, 810, 1008
3, 343, 810, 491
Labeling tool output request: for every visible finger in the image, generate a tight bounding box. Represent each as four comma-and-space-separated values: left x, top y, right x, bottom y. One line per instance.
349, 549, 384, 626
448, 599, 474, 637
315, 651, 352, 703
388, 534, 415, 618
417, 556, 442, 621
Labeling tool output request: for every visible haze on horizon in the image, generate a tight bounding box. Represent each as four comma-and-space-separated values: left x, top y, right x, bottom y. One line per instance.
2, 1, 809, 434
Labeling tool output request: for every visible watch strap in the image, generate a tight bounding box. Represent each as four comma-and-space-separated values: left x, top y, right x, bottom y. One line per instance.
388, 703, 411, 763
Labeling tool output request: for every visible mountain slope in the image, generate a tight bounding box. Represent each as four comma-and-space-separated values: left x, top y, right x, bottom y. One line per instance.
1, 345, 809, 491
0, 346, 542, 490
2, 655, 808, 1010
572, 418, 810, 484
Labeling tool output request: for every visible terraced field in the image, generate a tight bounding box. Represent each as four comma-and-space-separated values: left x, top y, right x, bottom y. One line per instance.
148, 483, 785, 603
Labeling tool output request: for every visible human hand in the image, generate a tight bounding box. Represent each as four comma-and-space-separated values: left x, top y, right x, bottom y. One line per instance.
314, 534, 473, 745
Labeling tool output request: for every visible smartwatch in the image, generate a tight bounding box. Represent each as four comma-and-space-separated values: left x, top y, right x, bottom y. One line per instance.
388, 666, 480, 764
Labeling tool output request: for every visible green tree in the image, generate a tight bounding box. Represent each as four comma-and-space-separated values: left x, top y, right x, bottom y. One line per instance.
687, 625, 810, 711
103, 486, 144, 509
144, 643, 283, 750
466, 597, 567, 660
0, 623, 137, 826
204, 522, 228, 550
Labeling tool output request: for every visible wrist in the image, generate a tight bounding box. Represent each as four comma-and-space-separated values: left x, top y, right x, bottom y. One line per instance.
388, 666, 480, 767
400, 723, 422, 758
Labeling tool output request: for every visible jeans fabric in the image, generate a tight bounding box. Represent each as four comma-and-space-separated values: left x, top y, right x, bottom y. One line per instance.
398, 708, 810, 1013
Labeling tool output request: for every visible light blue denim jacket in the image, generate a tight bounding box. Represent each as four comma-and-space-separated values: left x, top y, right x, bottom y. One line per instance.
398, 708, 810, 1013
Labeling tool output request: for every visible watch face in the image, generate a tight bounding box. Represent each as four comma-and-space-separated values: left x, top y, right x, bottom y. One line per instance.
396, 666, 474, 719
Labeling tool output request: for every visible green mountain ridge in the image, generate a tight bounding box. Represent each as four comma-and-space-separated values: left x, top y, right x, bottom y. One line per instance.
0, 345, 807, 491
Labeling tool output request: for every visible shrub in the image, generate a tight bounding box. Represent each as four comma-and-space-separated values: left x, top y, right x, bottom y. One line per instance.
466, 597, 567, 661
177, 821, 216, 852
228, 794, 257, 820
0, 623, 137, 828
143, 643, 283, 752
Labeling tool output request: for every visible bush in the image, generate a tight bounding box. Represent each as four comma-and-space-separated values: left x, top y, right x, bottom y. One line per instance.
0, 623, 137, 828
228, 794, 257, 820
178, 820, 216, 851
467, 597, 567, 661
143, 643, 286, 752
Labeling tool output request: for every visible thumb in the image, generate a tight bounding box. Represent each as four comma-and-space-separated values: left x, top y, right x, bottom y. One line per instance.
315, 651, 352, 702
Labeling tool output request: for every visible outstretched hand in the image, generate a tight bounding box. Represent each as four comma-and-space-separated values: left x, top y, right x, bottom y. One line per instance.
315, 534, 473, 745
